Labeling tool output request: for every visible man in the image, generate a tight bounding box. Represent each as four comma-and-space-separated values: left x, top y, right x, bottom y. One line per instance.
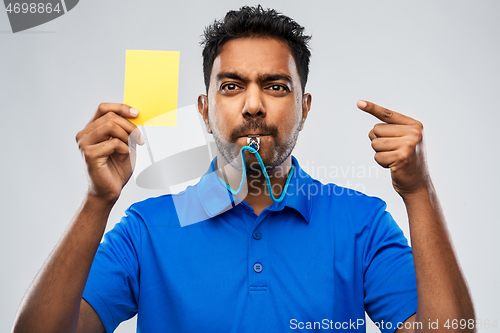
13, 5, 475, 333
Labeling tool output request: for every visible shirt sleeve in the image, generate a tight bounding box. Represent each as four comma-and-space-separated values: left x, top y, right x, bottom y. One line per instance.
363, 201, 418, 333
82, 208, 142, 333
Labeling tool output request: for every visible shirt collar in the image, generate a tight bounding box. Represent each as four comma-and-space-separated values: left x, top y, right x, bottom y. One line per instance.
197, 155, 314, 223
269, 155, 314, 223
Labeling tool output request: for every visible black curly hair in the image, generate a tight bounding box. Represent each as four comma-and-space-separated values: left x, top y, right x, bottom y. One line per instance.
201, 5, 311, 93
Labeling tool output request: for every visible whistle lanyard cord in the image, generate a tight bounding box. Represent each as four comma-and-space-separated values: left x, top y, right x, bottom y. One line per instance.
217, 146, 294, 203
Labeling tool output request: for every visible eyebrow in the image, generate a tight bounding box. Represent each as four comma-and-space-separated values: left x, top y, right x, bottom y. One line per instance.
216, 71, 294, 87
216, 71, 244, 82
259, 73, 293, 86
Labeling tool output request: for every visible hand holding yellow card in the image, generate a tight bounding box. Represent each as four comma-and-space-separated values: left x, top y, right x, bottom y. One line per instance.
124, 50, 180, 127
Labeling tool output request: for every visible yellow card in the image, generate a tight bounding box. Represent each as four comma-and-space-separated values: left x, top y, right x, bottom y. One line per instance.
124, 50, 180, 126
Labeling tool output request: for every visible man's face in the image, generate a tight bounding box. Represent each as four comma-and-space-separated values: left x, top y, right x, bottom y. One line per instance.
198, 37, 311, 171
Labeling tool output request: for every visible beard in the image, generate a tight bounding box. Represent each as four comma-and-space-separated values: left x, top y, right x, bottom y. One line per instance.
209, 116, 302, 174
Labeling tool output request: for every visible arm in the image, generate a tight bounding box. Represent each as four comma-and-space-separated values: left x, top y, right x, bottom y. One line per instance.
12, 104, 144, 333
358, 100, 475, 332
401, 181, 474, 332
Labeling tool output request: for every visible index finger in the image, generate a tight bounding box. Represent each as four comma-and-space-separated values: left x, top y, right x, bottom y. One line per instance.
91, 103, 139, 123
357, 100, 416, 125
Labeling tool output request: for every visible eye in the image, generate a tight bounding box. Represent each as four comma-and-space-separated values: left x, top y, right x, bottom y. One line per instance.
265, 84, 290, 95
270, 85, 287, 91
220, 83, 242, 94
223, 84, 236, 90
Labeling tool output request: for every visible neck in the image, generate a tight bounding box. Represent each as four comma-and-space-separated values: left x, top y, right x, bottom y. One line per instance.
215, 151, 293, 215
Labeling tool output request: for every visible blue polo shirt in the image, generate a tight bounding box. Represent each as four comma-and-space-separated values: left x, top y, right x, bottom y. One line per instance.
83, 156, 417, 332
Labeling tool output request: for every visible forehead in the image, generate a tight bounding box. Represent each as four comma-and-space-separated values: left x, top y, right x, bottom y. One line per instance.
210, 37, 299, 82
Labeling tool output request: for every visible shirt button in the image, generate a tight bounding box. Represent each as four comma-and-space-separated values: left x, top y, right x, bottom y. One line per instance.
253, 262, 263, 273
252, 229, 262, 240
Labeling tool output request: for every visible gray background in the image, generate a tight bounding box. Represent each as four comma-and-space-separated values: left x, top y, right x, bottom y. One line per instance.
1, 0, 499, 332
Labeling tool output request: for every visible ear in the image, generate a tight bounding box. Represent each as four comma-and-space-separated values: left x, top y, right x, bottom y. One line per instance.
299, 93, 312, 131
198, 94, 212, 134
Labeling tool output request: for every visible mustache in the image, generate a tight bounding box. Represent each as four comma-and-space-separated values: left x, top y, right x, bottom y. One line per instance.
229, 119, 279, 142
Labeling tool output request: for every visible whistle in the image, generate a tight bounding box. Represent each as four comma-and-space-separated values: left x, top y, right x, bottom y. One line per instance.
246, 135, 260, 153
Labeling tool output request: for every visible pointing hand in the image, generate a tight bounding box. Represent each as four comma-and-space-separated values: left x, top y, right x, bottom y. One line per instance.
357, 100, 430, 197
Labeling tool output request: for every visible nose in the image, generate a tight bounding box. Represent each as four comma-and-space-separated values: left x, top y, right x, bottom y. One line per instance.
242, 84, 266, 118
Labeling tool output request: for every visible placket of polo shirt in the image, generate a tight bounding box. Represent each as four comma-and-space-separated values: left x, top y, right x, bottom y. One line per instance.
248, 210, 269, 292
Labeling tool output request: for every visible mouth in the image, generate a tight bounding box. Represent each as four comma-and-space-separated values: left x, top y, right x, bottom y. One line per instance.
237, 134, 271, 143
238, 133, 268, 138
236, 134, 269, 149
